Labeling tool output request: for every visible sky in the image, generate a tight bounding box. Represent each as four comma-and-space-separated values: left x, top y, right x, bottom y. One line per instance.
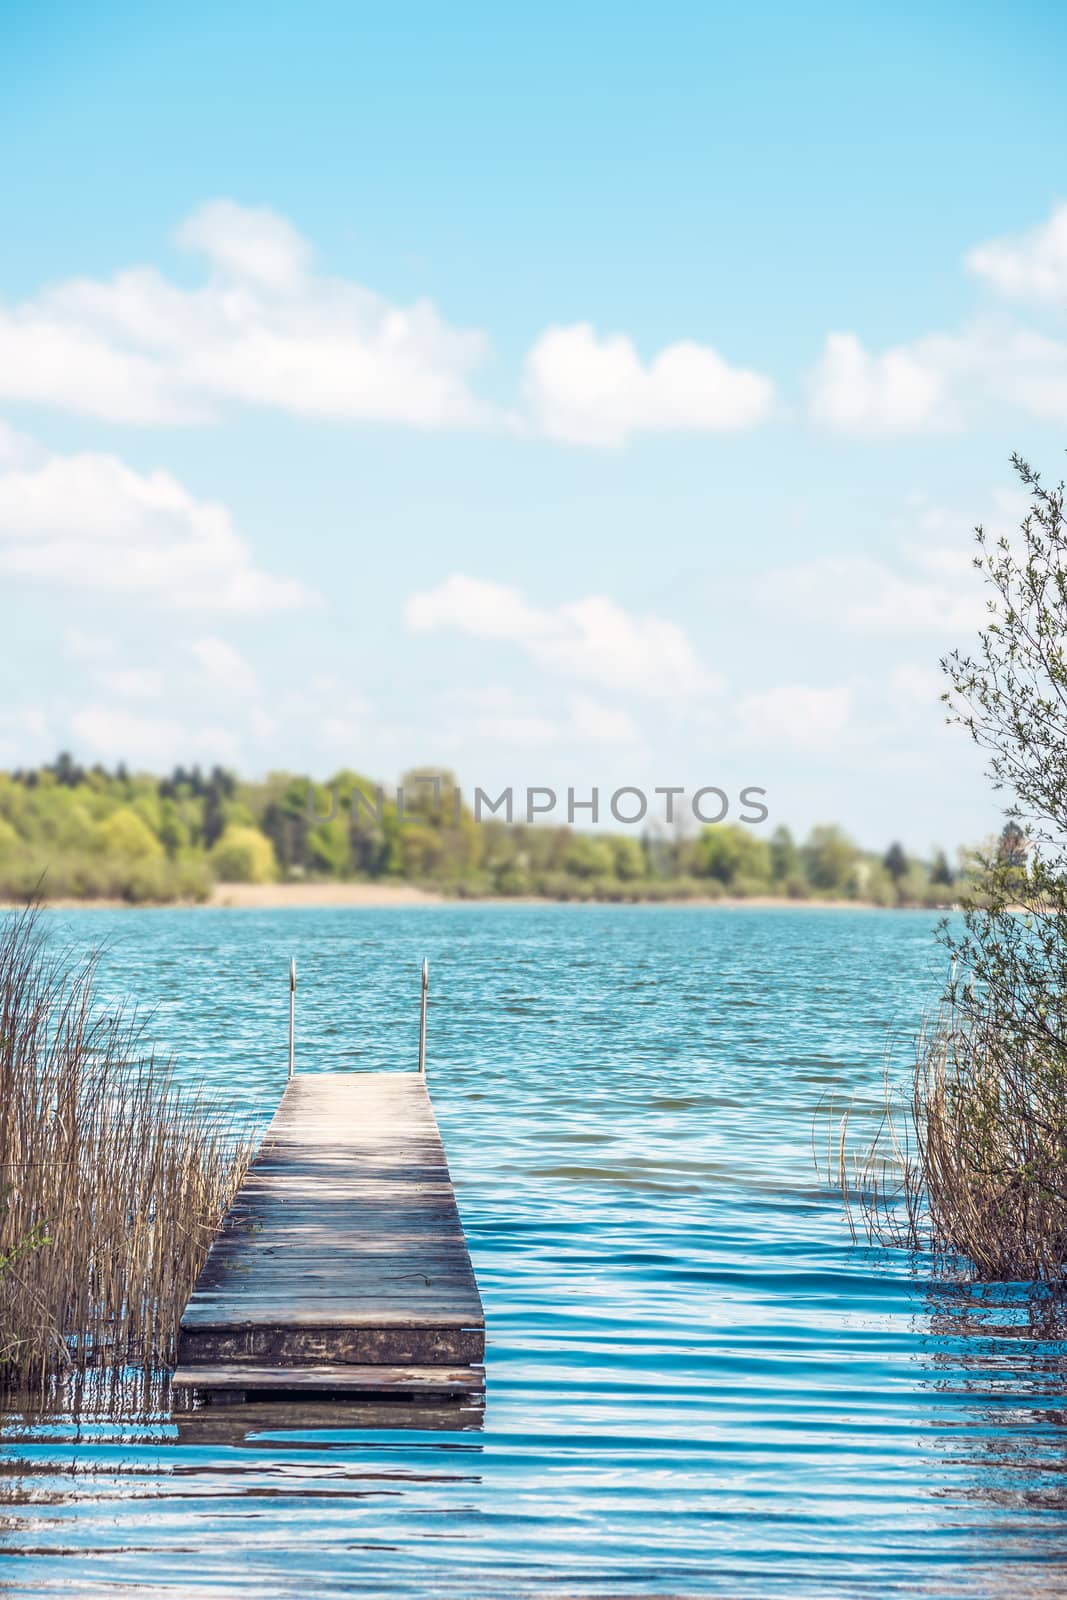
2, 0, 1067, 853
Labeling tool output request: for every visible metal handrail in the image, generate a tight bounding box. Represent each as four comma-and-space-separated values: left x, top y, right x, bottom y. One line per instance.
287, 954, 427, 1078
288, 957, 296, 1079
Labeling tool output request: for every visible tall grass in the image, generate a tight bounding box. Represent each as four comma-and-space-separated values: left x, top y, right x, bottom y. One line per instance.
838, 991, 1067, 1285
0, 907, 256, 1382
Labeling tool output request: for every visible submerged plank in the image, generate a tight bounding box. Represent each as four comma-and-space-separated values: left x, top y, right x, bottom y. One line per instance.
175, 1071, 484, 1395
173, 1396, 485, 1444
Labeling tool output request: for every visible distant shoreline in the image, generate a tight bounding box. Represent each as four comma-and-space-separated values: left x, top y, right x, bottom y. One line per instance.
3, 883, 955, 912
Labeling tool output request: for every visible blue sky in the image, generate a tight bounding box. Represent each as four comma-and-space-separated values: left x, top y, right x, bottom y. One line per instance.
2, 1, 1067, 852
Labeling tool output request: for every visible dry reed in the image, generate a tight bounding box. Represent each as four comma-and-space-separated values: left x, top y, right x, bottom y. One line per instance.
838, 990, 1067, 1285
0, 906, 257, 1382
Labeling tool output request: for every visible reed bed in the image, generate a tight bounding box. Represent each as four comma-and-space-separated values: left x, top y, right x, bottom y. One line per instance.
838, 991, 1067, 1285
0, 906, 257, 1383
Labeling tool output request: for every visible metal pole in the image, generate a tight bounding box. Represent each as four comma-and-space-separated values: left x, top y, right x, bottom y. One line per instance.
418, 958, 428, 1074
288, 957, 296, 1079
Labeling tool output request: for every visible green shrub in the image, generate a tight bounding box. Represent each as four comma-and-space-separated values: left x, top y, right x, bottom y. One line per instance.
97, 808, 164, 860
208, 824, 277, 884
493, 863, 531, 896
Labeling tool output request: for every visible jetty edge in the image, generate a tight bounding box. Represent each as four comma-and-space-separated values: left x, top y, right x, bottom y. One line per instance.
172, 1069, 485, 1403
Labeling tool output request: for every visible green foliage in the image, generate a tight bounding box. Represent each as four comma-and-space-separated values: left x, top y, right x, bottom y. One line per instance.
0, 756, 970, 906
883, 841, 908, 881
563, 836, 616, 879
693, 824, 771, 885
98, 807, 164, 861
802, 825, 859, 895
612, 837, 646, 882
208, 825, 277, 884
158, 799, 191, 857
930, 849, 955, 887
769, 825, 800, 884
493, 861, 532, 896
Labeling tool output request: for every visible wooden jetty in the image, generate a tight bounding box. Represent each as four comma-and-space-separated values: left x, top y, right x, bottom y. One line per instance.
172, 1065, 485, 1404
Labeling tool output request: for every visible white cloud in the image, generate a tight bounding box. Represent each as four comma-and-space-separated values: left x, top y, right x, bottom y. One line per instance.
540, 594, 717, 696
175, 199, 311, 291
0, 203, 777, 444
967, 203, 1067, 306
889, 663, 944, 706
0, 435, 316, 611
437, 685, 559, 746
70, 705, 236, 766
405, 574, 542, 642
469, 710, 560, 746
810, 202, 1067, 433
568, 694, 641, 745
762, 548, 985, 636
249, 706, 278, 741
0, 708, 52, 764
0, 420, 37, 468
738, 684, 853, 751
808, 331, 946, 432
0, 707, 52, 745
434, 685, 641, 749
190, 637, 260, 698
274, 675, 370, 754
406, 575, 719, 698
0, 200, 491, 429
759, 490, 1017, 637
96, 668, 164, 701
63, 627, 116, 662
0, 311, 193, 425
523, 322, 774, 446
809, 323, 1067, 432
16, 196, 1067, 447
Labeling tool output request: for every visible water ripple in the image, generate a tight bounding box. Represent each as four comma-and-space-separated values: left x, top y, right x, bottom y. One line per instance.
2, 906, 1066, 1597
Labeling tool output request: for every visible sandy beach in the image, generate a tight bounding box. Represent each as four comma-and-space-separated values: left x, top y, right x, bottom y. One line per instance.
1, 885, 923, 911
207, 882, 445, 908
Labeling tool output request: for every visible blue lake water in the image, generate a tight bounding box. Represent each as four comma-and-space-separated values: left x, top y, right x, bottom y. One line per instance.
3, 905, 1067, 1597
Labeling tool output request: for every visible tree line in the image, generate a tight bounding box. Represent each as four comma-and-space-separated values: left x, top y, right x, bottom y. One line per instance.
0, 755, 972, 905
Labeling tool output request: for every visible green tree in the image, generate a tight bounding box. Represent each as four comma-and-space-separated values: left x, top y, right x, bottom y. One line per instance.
563, 836, 615, 879
209, 825, 277, 883
997, 820, 1029, 869
97, 808, 164, 860
398, 823, 446, 878
693, 824, 771, 886
261, 782, 311, 872
201, 768, 236, 849
306, 808, 351, 874
612, 837, 646, 882
769, 825, 800, 884
883, 841, 909, 881
158, 799, 191, 858
49, 751, 84, 788
802, 825, 858, 894
930, 849, 955, 886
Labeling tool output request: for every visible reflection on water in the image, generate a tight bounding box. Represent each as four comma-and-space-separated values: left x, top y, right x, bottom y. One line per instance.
2, 906, 1067, 1595
175, 1398, 486, 1448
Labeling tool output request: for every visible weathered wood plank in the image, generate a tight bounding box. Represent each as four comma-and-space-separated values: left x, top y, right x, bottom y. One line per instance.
172, 1363, 485, 1397
178, 1323, 484, 1366
175, 1071, 485, 1396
